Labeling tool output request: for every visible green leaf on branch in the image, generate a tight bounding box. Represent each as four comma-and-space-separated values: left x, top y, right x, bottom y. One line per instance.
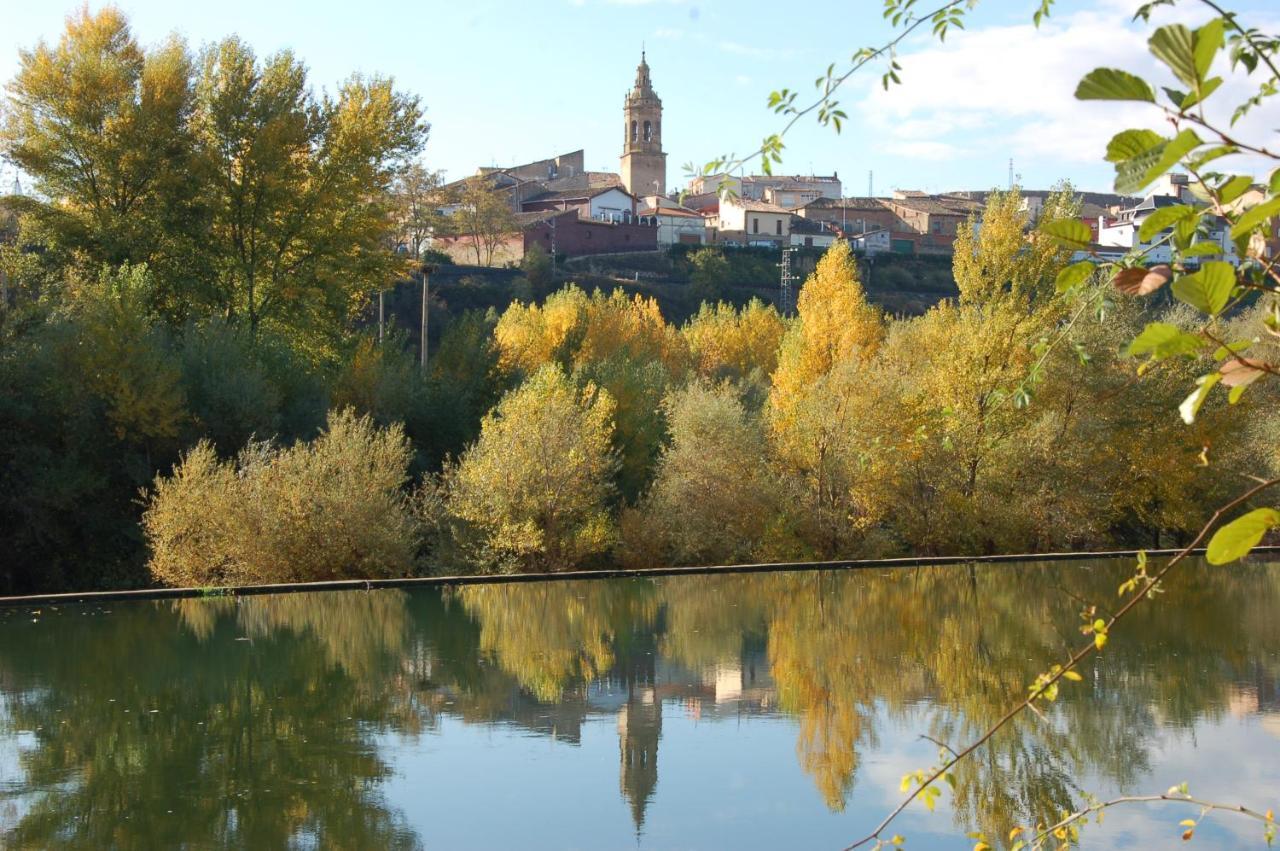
1206, 508, 1280, 565
1075, 68, 1156, 102
1055, 260, 1095, 293
1114, 129, 1202, 195
1191, 18, 1225, 82
1229, 197, 1280, 240
1138, 205, 1199, 242
1149, 24, 1198, 87
1179, 76, 1222, 109
1106, 129, 1163, 163
1039, 219, 1092, 250
1126, 321, 1202, 359
1208, 175, 1249, 207
1170, 261, 1235, 315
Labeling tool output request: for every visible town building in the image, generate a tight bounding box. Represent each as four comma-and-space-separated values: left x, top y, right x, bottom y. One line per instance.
711, 197, 791, 246
480, 150, 586, 183
638, 203, 707, 245
794, 196, 901, 236
788, 216, 839, 249
521, 184, 638, 222
620, 52, 667, 198
688, 173, 842, 204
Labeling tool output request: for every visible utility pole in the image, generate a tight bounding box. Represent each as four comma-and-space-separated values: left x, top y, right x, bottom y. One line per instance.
420, 263, 435, 373
778, 246, 797, 316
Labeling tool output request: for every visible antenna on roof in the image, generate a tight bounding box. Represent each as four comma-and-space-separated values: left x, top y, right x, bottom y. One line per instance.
1008, 158, 1014, 190
868, 170, 873, 197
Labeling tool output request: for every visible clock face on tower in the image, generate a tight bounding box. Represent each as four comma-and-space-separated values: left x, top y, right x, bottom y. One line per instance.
621, 51, 667, 198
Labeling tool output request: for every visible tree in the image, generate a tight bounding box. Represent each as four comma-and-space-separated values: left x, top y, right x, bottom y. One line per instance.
2, 7, 429, 346
444, 365, 617, 570
634, 381, 776, 565
687, 247, 730, 302
682, 298, 786, 387
448, 176, 517, 266
0, 8, 203, 311
520, 242, 553, 290
192, 37, 427, 344
390, 161, 445, 259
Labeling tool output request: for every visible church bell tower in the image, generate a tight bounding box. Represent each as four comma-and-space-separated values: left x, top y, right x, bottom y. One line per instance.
620, 51, 667, 197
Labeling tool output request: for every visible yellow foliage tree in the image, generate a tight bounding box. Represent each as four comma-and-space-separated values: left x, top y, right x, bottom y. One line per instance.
445, 365, 617, 571
772, 239, 883, 399
682, 298, 786, 384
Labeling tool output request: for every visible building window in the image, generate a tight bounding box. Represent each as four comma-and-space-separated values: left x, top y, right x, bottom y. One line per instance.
776, 220, 782, 235
753, 217, 760, 234
631, 120, 637, 142
644, 120, 652, 142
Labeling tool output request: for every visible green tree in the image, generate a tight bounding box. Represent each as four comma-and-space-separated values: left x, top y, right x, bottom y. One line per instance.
0, 8, 203, 313
192, 37, 427, 345
521, 242, 553, 290
687, 246, 730, 303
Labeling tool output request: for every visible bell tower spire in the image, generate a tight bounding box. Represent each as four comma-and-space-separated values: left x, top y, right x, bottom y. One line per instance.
621, 50, 666, 197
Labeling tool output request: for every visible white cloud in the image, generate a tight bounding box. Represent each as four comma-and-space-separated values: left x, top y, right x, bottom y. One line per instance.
853, 2, 1279, 180
718, 40, 801, 59
886, 140, 964, 161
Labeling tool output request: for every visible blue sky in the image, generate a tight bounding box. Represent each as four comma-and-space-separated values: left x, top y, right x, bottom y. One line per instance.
2, 1, 1276, 195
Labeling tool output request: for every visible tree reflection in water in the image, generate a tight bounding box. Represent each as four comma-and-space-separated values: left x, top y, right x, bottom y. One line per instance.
1, 560, 1277, 847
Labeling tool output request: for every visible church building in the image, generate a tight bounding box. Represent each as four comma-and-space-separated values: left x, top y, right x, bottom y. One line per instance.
620, 52, 667, 198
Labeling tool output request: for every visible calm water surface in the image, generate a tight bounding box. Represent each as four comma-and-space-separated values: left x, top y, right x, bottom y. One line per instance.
1, 559, 1278, 849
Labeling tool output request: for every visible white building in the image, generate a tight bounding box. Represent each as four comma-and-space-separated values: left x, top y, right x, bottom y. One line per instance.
1098, 191, 1238, 267
849, 228, 893, 256
713, 197, 791, 245
788, 216, 839, 249
638, 204, 707, 245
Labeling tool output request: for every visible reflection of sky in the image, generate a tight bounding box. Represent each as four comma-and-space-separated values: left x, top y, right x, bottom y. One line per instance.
378, 697, 1280, 849
0, 697, 37, 831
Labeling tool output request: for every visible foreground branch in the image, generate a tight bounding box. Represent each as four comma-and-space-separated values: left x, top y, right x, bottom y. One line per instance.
1033, 790, 1277, 847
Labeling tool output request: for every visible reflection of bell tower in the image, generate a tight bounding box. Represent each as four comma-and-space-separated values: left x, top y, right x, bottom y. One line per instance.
620, 51, 667, 197
617, 692, 661, 831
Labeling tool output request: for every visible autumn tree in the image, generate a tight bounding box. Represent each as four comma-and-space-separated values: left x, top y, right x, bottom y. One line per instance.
682, 298, 786, 388
0, 8, 203, 310
448, 176, 517, 266
493, 286, 686, 499
192, 38, 427, 345
444, 365, 617, 571
766, 240, 886, 556
632, 381, 776, 565
390, 162, 445, 259
144, 408, 418, 586
771, 239, 883, 397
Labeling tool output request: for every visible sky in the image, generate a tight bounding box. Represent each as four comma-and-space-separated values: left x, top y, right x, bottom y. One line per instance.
1, 0, 1277, 196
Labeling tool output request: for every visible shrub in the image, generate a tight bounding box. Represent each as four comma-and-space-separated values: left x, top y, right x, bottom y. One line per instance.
144, 409, 418, 586
444, 365, 617, 571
